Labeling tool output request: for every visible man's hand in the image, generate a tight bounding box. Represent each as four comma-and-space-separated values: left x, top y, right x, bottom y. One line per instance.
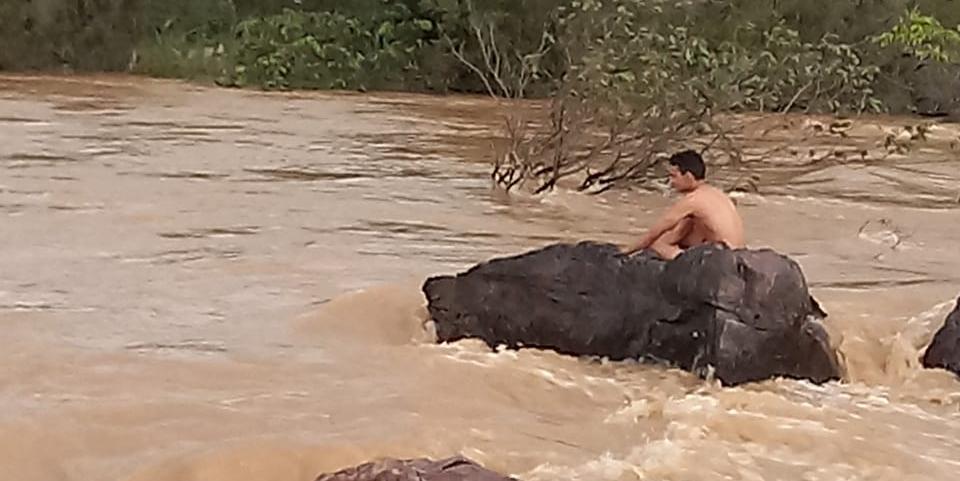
621, 242, 642, 256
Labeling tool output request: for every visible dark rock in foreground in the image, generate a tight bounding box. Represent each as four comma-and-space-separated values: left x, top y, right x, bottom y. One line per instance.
423, 242, 841, 386
315, 455, 517, 481
922, 297, 960, 377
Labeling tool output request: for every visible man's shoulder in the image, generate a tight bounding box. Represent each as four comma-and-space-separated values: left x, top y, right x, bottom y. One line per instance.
686, 184, 718, 201
684, 184, 734, 210
698, 184, 733, 201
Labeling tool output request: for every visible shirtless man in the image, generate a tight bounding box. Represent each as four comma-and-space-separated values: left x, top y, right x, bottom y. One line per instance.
623, 150, 744, 260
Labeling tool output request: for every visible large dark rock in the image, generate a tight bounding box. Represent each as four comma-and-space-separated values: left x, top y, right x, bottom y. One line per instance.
877, 60, 960, 118
922, 297, 960, 376
422, 242, 841, 386
909, 63, 960, 119
315, 455, 517, 481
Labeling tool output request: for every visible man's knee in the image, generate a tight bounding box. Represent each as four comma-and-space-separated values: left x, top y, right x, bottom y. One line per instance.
661, 219, 692, 245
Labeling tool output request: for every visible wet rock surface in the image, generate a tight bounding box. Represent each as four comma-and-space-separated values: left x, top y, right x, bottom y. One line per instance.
423, 242, 842, 386
315, 455, 518, 481
922, 297, 960, 377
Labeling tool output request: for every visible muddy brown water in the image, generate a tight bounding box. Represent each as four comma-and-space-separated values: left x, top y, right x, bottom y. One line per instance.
1, 74, 959, 481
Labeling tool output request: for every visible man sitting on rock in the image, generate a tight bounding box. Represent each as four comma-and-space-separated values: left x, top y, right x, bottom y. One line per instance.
623, 150, 745, 260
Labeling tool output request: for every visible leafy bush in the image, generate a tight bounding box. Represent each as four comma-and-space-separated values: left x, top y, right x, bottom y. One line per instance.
490, 0, 887, 194
871, 7, 960, 114
563, 4, 882, 114
875, 7, 960, 62
0, 0, 140, 71
215, 5, 439, 90
2, 0, 958, 117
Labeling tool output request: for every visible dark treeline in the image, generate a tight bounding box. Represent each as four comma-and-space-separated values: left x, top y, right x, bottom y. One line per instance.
2, 0, 958, 115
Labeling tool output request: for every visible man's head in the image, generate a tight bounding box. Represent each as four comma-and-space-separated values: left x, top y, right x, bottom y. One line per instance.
667, 150, 706, 192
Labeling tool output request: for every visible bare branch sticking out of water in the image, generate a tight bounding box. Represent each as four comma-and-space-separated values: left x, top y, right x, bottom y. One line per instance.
702, 117, 941, 172
493, 108, 953, 196
858, 218, 913, 254
489, 92, 738, 195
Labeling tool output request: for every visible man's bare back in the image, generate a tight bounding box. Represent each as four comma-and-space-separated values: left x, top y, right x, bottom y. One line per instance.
662, 184, 744, 252
623, 150, 744, 260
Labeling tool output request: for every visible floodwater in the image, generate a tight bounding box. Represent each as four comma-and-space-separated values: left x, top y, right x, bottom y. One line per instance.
1, 74, 959, 481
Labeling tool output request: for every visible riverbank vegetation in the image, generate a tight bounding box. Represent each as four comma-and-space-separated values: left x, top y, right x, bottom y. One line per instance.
3, 0, 958, 192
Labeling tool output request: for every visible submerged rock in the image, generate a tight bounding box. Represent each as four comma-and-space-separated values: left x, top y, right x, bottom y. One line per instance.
922, 297, 960, 377
422, 242, 841, 386
315, 455, 517, 481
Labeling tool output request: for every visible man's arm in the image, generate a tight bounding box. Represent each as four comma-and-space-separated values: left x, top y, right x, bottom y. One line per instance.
622, 197, 695, 255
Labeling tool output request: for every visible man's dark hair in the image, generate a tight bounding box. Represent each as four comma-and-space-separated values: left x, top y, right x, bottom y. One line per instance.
668, 150, 706, 180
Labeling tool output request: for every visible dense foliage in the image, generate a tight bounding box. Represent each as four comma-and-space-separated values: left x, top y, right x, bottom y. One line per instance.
3, 0, 957, 116
4, 1, 958, 193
